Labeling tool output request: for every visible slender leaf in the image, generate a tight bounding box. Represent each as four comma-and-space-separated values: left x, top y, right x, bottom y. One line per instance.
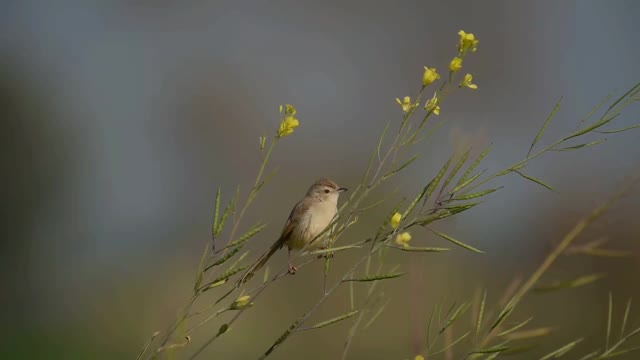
428, 229, 484, 253
470, 345, 510, 354
563, 115, 618, 142
230, 222, 268, 246
430, 331, 470, 356
458, 144, 492, 186
301, 310, 359, 330
620, 298, 632, 340
607, 292, 613, 350
214, 190, 239, 238
514, 171, 555, 192
600, 346, 640, 359
490, 306, 514, 332
534, 274, 605, 293
440, 303, 470, 333
442, 147, 472, 191
386, 245, 450, 252
311, 245, 363, 255
420, 155, 454, 208
504, 327, 552, 341
364, 299, 390, 329
553, 139, 607, 151
476, 290, 487, 337
381, 154, 419, 181
262, 265, 270, 284
452, 171, 485, 194
453, 187, 502, 201
597, 124, 640, 134
497, 317, 533, 337
211, 246, 241, 267
344, 272, 405, 282
528, 97, 563, 156
579, 93, 612, 127
212, 187, 221, 240
539, 338, 583, 360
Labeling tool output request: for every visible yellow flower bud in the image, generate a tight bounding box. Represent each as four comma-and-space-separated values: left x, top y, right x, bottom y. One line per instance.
422, 66, 440, 86
415, 356, 425, 360
390, 212, 402, 229
230, 295, 253, 310
449, 57, 463, 72
395, 232, 412, 247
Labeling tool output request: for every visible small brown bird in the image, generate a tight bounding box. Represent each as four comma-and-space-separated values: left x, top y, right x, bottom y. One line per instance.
237, 178, 347, 285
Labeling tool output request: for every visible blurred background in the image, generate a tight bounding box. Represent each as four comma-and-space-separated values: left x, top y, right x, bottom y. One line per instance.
2, 1, 640, 359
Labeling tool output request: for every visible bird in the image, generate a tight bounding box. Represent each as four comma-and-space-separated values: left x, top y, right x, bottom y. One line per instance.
237, 178, 347, 285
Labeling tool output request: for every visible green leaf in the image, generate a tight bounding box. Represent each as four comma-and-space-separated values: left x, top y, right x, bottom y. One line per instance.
528, 97, 563, 156
262, 266, 270, 284
563, 114, 618, 142
302, 310, 359, 330
453, 188, 502, 201
419, 155, 454, 210
364, 299, 390, 329
428, 229, 484, 253
490, 305, 514, 332
534, 274, 605, 293
439, 303, 470, 334
344, 272, 405, 282
469, 345, 510, 354
230, 222, 268, 246
458, 144, 492, 187
497, 317, 533, 337
552, 139, 607, 151
211, 246, 241, 267
620, 298, 632, 340
579, 93, 612, 127
600, 345, 640, 359
451, 171, 485, 194
311, 244, 363, 255
429, 331, 470, 356
386, 245, 450, 252
514, 171, 555, 192
381, 154, 419, 181
503, 327, 552, 340
442, 147, 472, 191
212, 187, 221, 240
539, 338, 583, 360
476, 290, 487, 337
214, 189, 239, 238
607, 292, 613, 350
597, 124, 640, 134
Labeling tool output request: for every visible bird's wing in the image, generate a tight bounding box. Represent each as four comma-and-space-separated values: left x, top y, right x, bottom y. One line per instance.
278, 199, 310, 246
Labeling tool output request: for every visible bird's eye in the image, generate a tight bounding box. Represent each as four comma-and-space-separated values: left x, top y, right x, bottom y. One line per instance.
324, 189, 330, 194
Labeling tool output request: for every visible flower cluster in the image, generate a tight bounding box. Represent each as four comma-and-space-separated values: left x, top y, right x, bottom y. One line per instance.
457, 30, 479, 54
422, 66, 440, 86
395, 232, 412, 247
276, 104, 300, 138
425, 92, 440, 115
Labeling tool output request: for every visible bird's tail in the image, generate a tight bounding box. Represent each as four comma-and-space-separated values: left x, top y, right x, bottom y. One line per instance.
236, 239, 283, 286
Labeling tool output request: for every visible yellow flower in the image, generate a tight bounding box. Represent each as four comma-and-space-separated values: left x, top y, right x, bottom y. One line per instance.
390, 212, 402, 229
415, 356, 425, 360
277, 115, 300, 138
395, 232, 412, 247
422, 66, 440, 86
285, 104, 297, 116
425, 92, 440, 115
230, 295, 253, 310
449, 57, 463, 72
395, 96, 416, 113
458, 30, 479, 53
460, 73, 478, 90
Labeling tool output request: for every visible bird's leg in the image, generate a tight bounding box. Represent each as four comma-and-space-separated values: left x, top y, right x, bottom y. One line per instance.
288, 248, 297, 274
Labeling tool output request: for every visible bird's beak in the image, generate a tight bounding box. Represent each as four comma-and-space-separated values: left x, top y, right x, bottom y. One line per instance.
337, 187, 348, 192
